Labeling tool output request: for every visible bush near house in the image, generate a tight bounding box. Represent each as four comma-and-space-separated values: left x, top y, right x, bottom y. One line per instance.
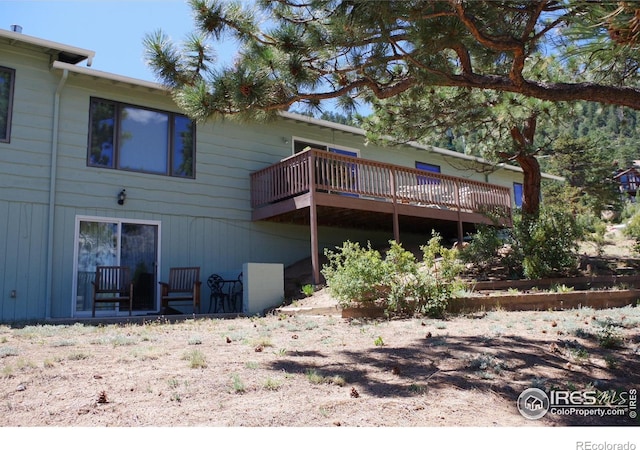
511, 207, 583, 279
322, 234, 464, 317
624, 211, 640, 253
321, 241, 387, 305
323, 207, 593, 317
460, 206, 584, 280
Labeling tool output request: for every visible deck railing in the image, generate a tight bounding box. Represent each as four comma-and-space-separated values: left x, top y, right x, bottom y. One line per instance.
250, 149, 512, 217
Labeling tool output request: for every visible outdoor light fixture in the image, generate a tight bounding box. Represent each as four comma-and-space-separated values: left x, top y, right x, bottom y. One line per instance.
117, 189, 126, 205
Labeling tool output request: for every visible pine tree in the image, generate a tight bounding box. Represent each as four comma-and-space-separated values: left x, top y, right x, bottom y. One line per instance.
144, 0, 640, 123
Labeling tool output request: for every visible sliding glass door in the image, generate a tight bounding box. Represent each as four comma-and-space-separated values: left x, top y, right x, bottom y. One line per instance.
74, 217, 159, 316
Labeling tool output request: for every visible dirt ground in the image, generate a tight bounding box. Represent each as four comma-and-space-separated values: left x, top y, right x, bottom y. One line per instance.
0, 227, 638, 428
1, 305, 638, 427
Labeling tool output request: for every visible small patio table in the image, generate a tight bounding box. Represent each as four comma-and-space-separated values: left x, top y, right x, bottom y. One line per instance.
207, 273, 243, 313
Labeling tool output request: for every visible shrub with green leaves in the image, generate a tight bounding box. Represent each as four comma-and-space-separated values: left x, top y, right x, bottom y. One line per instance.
381, 240, 420, 313
620, 201, 640, 222
624, 211, 640, 253
460, 206, 583, 280
322, 234, 463, 317
301, 284, 315, 297
413, 234, 464, 317
596, 324, 624, 349
576, 212, 607, 256
510, 207, 583, 279
321, 241, 386, 306
458, 224, 505, 275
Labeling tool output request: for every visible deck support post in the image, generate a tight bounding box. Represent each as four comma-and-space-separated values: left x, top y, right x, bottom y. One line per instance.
309, 153, 321, 285
390, 168, 400, 243
454, 181, 463, 245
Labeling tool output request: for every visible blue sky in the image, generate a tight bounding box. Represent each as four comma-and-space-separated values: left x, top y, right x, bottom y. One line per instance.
1, 0, 239, 82
1, 0, 361, 115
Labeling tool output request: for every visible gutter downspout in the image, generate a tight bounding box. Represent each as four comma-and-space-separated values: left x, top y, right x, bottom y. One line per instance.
45, 68, 68, 319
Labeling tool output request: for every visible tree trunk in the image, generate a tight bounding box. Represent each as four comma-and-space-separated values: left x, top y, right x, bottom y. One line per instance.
515, 153, 541, 217
508, 116, 542, 217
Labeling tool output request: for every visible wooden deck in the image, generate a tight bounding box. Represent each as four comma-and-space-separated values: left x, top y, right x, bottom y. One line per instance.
251, 149, 512, 229
251, 149, 513, 283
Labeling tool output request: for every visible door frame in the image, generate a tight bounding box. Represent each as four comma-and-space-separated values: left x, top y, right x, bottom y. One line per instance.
72, 215, 162, 317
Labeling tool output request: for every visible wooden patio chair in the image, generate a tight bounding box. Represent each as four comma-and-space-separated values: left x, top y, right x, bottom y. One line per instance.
159, 267, 202, 314
91, 266, 133, 317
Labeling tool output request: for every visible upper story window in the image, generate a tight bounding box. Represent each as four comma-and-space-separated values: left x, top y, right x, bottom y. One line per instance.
514, 182, 523, 208
294, 139, 325, 154
415, 162, 441, 173
0, 66, 15, 143
88, 97, 195, 178
415, 161, 441, 184
293, 138, 359, 158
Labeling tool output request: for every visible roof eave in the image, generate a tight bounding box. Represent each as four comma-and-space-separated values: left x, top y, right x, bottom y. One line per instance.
279, 111, 563, 180
51, 60, 165, 91
0, 28, 95, 66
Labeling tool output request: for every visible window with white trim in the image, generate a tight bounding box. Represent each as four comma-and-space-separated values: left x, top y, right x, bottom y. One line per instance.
0, 66, 15, 143
293, 138, 360, 157
88, 97, 195, 178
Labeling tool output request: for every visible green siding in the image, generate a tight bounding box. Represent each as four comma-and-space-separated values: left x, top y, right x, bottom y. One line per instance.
0, 36, 527, 322
0, 47, 56, 207
0, 200, 49, 321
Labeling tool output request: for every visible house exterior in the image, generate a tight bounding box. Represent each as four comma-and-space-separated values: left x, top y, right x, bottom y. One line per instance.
614, 165, 640, 200
0, 29, 541, 323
